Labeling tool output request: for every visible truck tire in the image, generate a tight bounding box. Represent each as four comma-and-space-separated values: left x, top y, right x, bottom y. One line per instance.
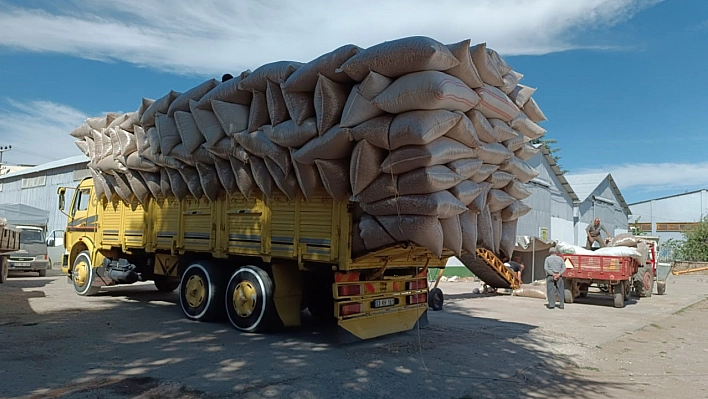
613, 281, 625, 308
0, 256, 8, 283
657, 281, 666, 295
154, 275, 180, 292
428, 287, 444, 311
564, 289, 574, 304
579, 283, 589, 298
635, 267, 654, 298
72, 251, 100, 296
225, 265, 277, 333
179, 262, 225, 322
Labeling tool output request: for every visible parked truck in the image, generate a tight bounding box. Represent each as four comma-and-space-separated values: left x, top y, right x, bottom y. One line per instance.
0, 217, 21, 283
59, 178, 465, 339
0, 204, 52, 277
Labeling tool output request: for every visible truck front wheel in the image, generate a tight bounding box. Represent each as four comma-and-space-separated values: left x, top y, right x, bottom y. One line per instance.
225, 266, 277, 333
73, 251, 100, 296
179, 262, 225, 322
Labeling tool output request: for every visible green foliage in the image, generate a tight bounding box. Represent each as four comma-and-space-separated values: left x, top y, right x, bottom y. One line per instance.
531, 138, 567, 174
665, 216, 708, 261
630, 216, 647, 236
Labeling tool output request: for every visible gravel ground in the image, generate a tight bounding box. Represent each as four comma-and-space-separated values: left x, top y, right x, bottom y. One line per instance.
0, 270, 706, 399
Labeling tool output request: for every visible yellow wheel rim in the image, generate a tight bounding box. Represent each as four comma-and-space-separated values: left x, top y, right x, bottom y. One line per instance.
233, 281, 257, 318
74, 261, 89, 287
185, 275, 206, 308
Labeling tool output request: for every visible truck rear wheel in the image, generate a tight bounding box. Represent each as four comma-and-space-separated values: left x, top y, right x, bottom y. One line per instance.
73, 251, 100, 296
613, 281, 625, 308
428, 287, 444, 311
179, 262, 225, 322
225, 266, 277, 333
1, 256, 8, 283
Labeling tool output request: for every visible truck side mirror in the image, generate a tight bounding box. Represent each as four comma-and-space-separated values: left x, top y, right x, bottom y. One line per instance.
58, 187, 66, 211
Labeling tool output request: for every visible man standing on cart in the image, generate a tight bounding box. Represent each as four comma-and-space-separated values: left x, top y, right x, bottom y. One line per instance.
586, 218, 612, 249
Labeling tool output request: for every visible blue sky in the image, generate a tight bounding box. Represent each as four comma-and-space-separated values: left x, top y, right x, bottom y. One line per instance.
0, 0, 706, 204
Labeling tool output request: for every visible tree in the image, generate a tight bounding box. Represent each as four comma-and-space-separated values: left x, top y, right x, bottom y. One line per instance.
630, 216, 647, 236
664, 216, 708, 261
531, 138, 567, 174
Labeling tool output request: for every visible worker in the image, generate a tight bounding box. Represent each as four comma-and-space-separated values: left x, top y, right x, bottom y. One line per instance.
544, 246, 565, 309
504, 255, 523, 285
586, 218, 611, 249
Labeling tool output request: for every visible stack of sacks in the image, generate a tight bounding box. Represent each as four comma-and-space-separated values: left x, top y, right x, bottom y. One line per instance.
68, 36, 547, 261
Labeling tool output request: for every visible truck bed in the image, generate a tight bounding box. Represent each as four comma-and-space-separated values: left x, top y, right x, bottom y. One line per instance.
563, 253, 638, 282
0, 224, 20, 253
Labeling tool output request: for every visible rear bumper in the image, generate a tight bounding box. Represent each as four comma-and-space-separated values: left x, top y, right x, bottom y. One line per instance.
8, 260, 50, 271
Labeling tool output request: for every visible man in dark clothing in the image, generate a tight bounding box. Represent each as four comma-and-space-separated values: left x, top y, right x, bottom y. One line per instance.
506, 256, 524, 284
586, 218, 611, 249
544, 246, 565, 309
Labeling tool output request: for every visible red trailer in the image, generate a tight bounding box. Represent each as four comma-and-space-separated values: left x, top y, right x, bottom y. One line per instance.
562, 242, 656, 308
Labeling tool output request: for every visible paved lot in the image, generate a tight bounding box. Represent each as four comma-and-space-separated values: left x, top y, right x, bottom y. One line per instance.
0, 270, 706, 399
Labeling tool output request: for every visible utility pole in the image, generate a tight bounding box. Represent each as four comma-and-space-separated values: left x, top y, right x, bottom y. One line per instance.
0, 145, 11, 175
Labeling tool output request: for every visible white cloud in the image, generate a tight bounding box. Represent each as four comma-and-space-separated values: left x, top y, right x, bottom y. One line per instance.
0, 0, 662, 76
0, 99, 87, 166
575, 162, 708, 199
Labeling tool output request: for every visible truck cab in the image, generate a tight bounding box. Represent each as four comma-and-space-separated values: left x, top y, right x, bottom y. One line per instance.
7, 225, 50, 276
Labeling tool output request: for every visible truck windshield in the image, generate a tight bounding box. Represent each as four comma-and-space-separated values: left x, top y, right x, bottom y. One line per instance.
20, 229, 45, 244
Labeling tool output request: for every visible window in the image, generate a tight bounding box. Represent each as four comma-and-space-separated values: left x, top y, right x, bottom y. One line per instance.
72, 188, 91, 215
19, 228, 45, 244
21, 175, 47, 189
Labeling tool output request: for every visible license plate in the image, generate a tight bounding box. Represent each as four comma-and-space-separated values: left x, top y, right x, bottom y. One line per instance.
13, 262, 30, 267
372, 298, 396, 308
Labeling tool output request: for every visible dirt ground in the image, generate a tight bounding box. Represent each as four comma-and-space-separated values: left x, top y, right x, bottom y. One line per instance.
1, 270, 707, 399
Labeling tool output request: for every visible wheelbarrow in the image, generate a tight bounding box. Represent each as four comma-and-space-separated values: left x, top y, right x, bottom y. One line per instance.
655, 262, 673, 295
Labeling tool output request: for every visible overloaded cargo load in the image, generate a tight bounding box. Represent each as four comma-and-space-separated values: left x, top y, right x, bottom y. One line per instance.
69, 36, 546, 270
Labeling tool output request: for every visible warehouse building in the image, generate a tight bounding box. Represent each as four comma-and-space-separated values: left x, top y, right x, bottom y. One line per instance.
628, 190, 708, 243
0, 155, 89, 233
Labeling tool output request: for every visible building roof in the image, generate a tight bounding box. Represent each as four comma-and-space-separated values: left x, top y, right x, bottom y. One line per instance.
628, 188, 708, 206
538, 145, 580, 203
0, 155, 88, 181
565, 173, 631, 215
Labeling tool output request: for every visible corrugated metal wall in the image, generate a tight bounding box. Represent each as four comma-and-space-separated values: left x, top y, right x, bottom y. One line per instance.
0, 163, 89, 232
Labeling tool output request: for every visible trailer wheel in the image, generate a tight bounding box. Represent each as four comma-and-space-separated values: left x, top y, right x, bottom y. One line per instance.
72, 251, 100, 296
0, 256, 8, 283
635, 267, 654, 298
154, 275, 180, 292
429, 287, 444, 311
657, 281, 666, 295
179, 262, 225, 322
564, 289, 574, 304
225, 266, 277, 333
613, 281, 625, 308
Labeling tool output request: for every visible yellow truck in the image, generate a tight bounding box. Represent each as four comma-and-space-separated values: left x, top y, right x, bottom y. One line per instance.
59, 177, 453, 340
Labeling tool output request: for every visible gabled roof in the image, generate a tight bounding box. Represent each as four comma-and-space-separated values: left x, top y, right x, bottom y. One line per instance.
538, 145, 579, 203
0, 155, 87, 181
565, 173, 631, 215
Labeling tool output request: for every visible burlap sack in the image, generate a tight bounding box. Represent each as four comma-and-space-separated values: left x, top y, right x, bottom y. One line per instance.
291, 125, 353, 165
196, 162, 222, 202
376, 214, 445, 257
460, 210, 478, 254
115, 129, 137, 157
134, 126, 149, 156
514, 143, 541, 161
281, 88, 315, 125
70, 123, 92, 139
155, 114, 182, 156
179, 166, 205, 199
510, 113, 546, 140
500, 219, 518, 258
487, 171, 515, 189
381, 137, 475, 174
239, 61, 302, 92
262, 118, 318, 148
291, 148, 322, 201
167, 79, 219, 116
139, 98, 155, 119
141, 91, 180, 127
107, 113, 130, 129
248, 90, 270, 133
265, 157, 300, 201
465, 109, 498, 143
87, 115, 110, 130
211, 99, 249, 137
144, 127, 160, 158
441, 215, 463, 256
123, 152, 159, 173
509, 84, 536, 108
503, 131, 525, 152
470, 43, 504, 86
173, 111, 205, 153
249, 156, 274, 198
388, 109, 461, 150
169, 144, 213, 167
345, 115, 394, 149
447, 158, 483, 179
449, 180, 485, 205
522, 97, 547, 123
500, 156, 539, 183
165, 167, 189, 201
159, 168, 172, 199
75, 140, 89, 156
283, 44, 361, 92
89, 168, 106, 200
205, 137, 233, 160
445, 39, 484, 89
350, 140, 387, 196
314, 75, 351, 134
476, 207, 495, 252
373, 71, 480, 114
109, 129, 121, 159
139, 171, 162, 201
266, 79, 291, 126
470, 164, 499, 183
500, 70, 523, 95
125, 170, 150, 206
233, 130, 290, 175
354, 174, 398, 204
229, 156, 257, 199
468, 182, 493, 213
338, 36, 459, 81
361, 191, 467, 218
211, 156, 240, 198
488, 189, 517, 213
315, 159, 350, 201
476, 143, 514, 165
97, 156, 127, 174
340, 71, 392, 128
397, 165, 465, 196
504, 179, 532, 200
190, 100, 226, 147
487, 48, 512, 75
444, 111, 482, 148
359, 213, 397, 251
474, 85, 520, 121
501, 200, 532, 222
488, 119, 520, 141
197, 72, 253, 109
111, 172, 134, 203
492, 211, 503, 256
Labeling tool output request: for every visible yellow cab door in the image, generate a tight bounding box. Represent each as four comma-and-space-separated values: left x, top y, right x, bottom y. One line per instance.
63, 179, 98, 272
